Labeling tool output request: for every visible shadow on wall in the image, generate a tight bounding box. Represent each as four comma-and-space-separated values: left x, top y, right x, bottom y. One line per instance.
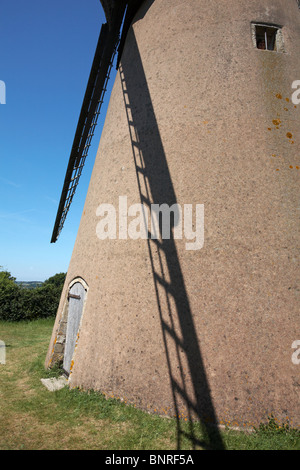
119, 24, 224, 450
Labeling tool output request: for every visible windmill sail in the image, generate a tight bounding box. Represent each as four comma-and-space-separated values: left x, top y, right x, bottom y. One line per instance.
51, 6, 126, 243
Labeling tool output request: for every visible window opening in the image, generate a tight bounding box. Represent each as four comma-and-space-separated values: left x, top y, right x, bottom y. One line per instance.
251, 23, 285, 53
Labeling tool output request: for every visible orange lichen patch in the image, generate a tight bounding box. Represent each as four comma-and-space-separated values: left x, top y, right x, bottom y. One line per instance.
296, 166, 299, 170
286, 132, 293, 139
286, 98, 290, 102
272, 119, 281, 126
276, 93, 282, 99
202, 121, 208, 125
284, 107, 288, 111
276, 169, 280, 171
289, 166, 293, 169
70, 360, 74, 371
268, 128, 272, 131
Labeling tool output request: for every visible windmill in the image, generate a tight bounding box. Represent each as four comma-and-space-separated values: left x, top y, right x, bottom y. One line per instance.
46, 0, 300, 443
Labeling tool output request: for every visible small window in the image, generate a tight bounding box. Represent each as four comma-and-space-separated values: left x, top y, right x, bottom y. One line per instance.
251, 23, 285, 53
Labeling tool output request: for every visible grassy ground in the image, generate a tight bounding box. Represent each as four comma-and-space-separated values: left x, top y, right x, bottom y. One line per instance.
0, 318, 299, 450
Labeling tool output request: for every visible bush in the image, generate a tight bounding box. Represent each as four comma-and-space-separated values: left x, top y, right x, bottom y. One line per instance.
43, 272, 66, 289
0, 268, 66, 321
0, 283, 24, 321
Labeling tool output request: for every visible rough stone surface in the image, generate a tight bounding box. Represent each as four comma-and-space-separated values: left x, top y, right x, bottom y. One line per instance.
46, 0, 300, 429
41, 376, 68, 392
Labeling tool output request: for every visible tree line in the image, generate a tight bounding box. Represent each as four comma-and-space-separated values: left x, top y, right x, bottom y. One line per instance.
0, 269, 66, 321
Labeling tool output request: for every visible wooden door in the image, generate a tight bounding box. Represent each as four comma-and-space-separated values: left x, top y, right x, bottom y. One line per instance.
63, 282, 86, 374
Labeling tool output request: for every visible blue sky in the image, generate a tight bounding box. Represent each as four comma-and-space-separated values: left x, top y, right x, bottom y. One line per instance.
0, 1, 116, 281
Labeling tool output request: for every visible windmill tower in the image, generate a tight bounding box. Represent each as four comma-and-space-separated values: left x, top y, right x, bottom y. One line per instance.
46, 0, 300, 437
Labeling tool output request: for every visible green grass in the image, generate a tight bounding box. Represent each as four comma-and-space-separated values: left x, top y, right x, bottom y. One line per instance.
0, 318, 299, 450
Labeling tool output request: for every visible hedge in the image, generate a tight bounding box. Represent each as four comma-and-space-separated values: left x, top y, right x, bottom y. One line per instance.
0, 271, 66, 322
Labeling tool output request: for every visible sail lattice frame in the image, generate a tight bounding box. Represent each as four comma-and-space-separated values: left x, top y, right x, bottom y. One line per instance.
51, 10, 125, 243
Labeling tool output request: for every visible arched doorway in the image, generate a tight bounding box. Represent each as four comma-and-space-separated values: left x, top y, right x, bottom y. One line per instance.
63, 281, 87, 375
